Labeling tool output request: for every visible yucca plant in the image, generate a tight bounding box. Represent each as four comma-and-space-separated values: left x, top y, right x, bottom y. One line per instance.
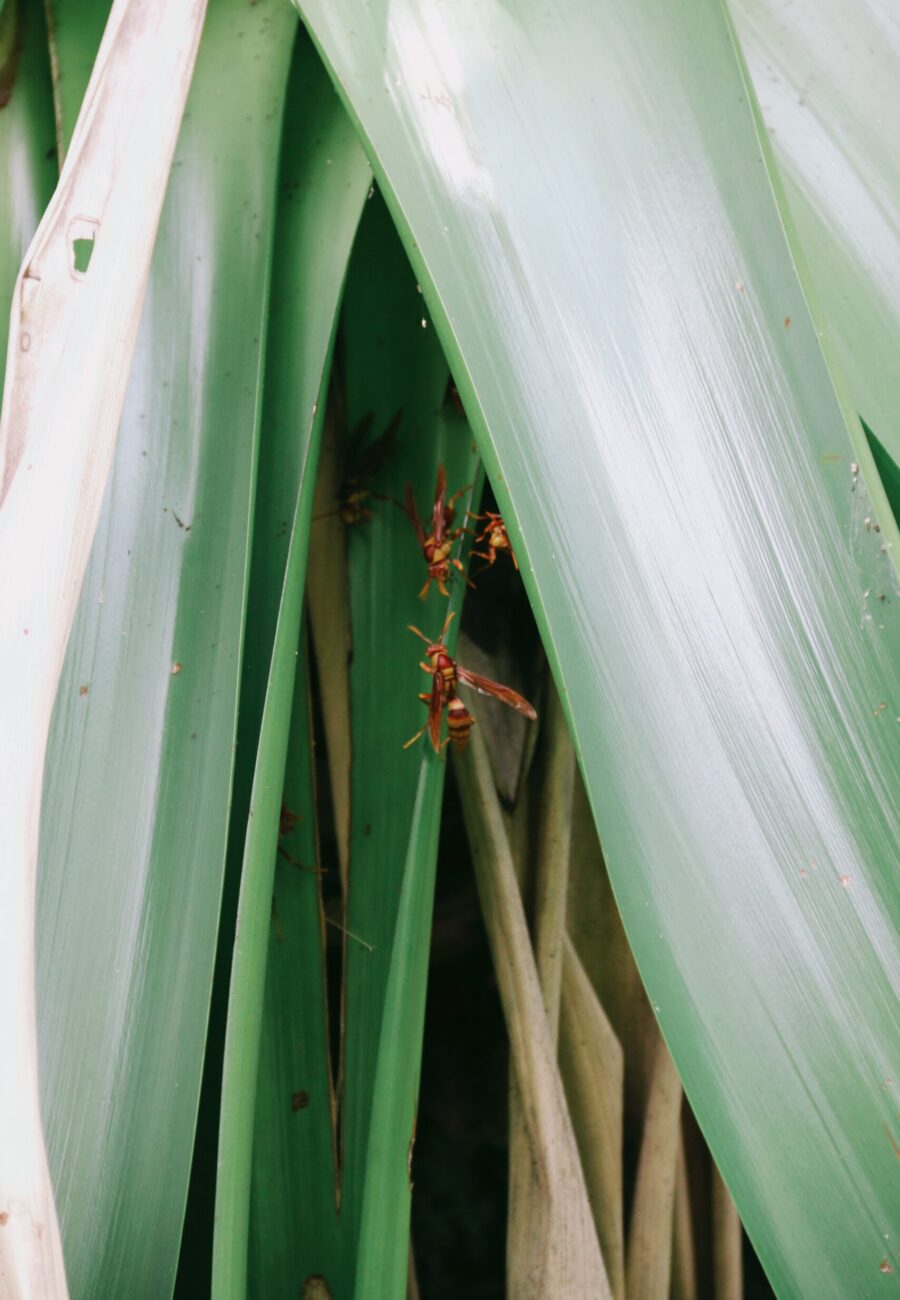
1, 1, 897, 1299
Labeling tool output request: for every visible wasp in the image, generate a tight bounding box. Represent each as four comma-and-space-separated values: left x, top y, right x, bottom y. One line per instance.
404, 463, 470, 598
469, 510, 518, 571
404, 612, 537, 752
316, 410, 401, 526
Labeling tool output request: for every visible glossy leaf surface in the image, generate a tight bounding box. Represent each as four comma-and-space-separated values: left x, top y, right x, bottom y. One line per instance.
214, 30, 372, 1295
731, 0, 900, 467
295, 2, 900, 1295
35, 3, 297, 1293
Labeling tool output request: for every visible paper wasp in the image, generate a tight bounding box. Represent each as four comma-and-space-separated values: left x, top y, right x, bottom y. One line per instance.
403, 463, 470, 598
404, 612, 537, 752
315, 409, 401, 526
469, 511, 518, 571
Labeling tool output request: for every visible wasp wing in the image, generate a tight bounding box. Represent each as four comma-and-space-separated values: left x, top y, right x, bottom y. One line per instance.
428, 671, 447, 751
403, 481, 426, 546
343, 411, 375, 471
431, 462, 448, 543
456, 665, 537, 719
357, 408, 402, 482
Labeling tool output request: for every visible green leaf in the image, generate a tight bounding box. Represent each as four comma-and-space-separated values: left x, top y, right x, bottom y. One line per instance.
35, 3, 298, 1293
731, 0, 900, 468
250, 625, 338, 1296
337, 194, 482, 1298
212, 367, 327, 1300
213, 29, 372, 1295
864, 422, 900, 527
294, 3, 900, 1294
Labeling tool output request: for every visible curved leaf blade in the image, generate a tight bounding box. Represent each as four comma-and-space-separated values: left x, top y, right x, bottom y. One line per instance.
213, 33, 372, 1292
35, 3, 298, 1293
294, 3, 900, 1295
732, 0, 900, 468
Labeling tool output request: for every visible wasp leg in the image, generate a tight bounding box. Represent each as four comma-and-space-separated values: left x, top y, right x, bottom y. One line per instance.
418, 577, 432, 600
446, 486, 471, 514
277, 847, 327, 875
403, 721, 429, 749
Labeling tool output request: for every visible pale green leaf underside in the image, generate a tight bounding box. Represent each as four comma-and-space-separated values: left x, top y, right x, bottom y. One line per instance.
295, 1, 900, 1296
36, 3, 298, 1293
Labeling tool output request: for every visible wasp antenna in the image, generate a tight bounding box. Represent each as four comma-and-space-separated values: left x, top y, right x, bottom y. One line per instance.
407, 624, 430, 644
439, 609, 456, 642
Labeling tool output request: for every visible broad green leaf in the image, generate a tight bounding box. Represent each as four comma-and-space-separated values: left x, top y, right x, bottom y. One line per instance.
2, 1, 206, 1291
731, 0, 900, 468
294, 3, 900, 1295
35, 3, 298, 1293
213, 30, 372, 1295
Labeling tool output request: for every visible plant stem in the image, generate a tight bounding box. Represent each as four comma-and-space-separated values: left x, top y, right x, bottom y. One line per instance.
454, 726, 610, 1299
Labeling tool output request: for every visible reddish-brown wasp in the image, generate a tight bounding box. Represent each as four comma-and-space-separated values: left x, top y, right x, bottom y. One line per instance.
469, 511, 518, 571
316, 410, 401, 526
404, 464, 471, 598
404, 612, 537, 752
